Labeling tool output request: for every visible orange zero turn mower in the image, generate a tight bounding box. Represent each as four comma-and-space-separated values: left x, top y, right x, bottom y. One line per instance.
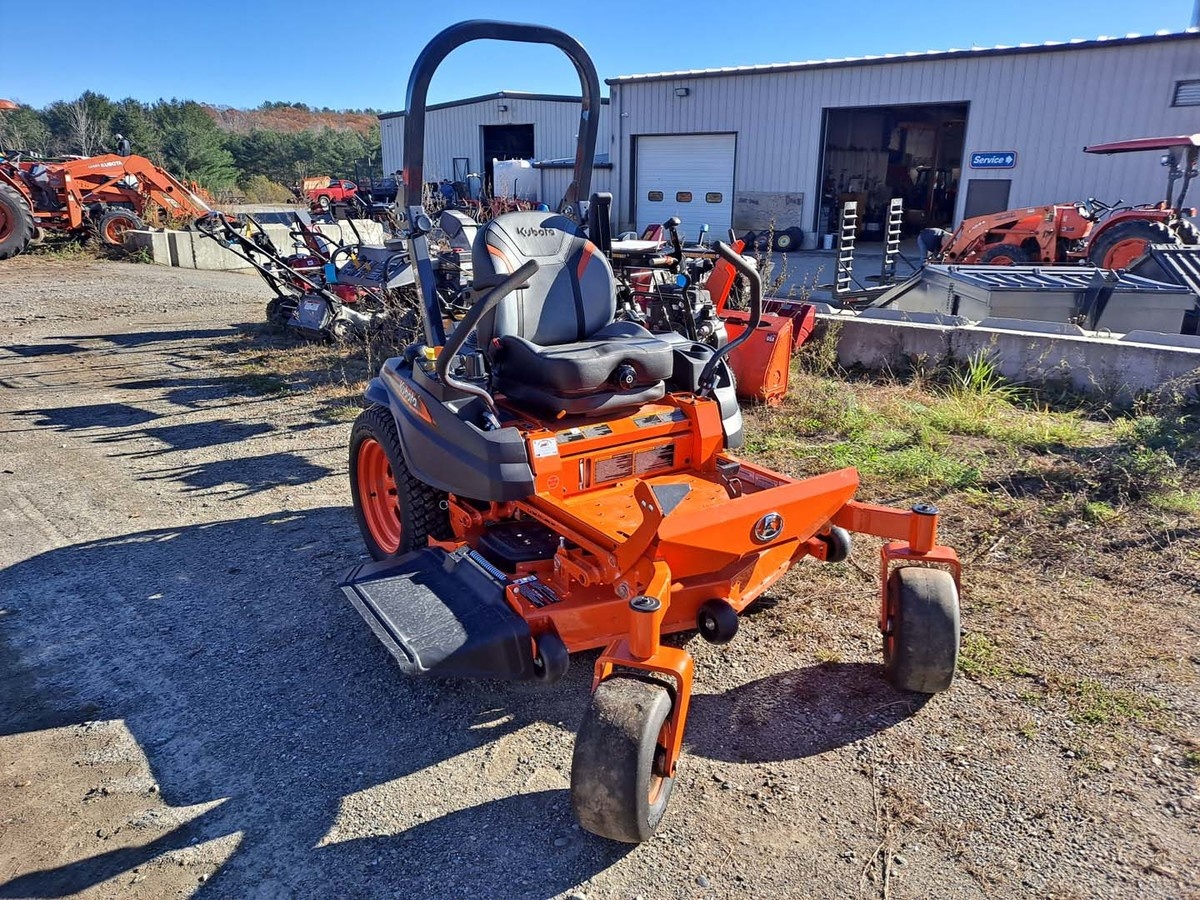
340, 20, 963, 843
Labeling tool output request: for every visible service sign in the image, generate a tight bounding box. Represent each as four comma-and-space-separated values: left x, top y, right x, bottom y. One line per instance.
969, 151, 1017, 169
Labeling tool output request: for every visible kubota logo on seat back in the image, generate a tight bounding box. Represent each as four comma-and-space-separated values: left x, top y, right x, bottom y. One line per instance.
515, 226, 554, 238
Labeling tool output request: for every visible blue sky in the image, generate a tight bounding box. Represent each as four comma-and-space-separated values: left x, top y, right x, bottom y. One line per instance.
0, 0, 1194, 111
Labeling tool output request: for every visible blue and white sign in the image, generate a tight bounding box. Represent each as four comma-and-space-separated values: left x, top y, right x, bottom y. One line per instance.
970, 151, 1017, 169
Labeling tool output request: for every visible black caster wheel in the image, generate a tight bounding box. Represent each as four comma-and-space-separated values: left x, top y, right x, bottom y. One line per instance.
532, 631, 569, 685
571, 676, 675, 843
697, 598, 739, 644
883, 567, 960, 693
819, 526, 852, 563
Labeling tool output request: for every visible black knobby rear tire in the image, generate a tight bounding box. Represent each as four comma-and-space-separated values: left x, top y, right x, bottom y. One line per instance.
883, 567, 960, 693
571, 676, 675, 843
0, 182, 35, 260
978, 243, 1032, 265
265, 297, 296, 327
1087, 219, 1175, 269
348, 404, 450, 560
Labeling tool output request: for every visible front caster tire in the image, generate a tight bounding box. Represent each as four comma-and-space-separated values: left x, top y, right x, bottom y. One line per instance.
818, 526, 852, 563
349, 404, 450, 560
571, 677, 675, 843
532, 631, 569, 685
697, 598, 739, 644
883, 567, 960, 693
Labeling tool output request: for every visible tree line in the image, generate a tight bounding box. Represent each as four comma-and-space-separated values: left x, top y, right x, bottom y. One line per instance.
0, 92, 382, 199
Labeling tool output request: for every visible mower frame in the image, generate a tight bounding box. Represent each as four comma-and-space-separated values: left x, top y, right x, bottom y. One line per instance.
343, 19, 963, 843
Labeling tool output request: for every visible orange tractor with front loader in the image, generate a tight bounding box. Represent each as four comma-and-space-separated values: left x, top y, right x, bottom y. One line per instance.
0, 99, 214, 260
930, 134, 1199, 269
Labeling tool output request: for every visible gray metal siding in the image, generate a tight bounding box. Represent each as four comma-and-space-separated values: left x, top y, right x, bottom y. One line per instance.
611, 36, 1200, 235
380, 98, 611, 188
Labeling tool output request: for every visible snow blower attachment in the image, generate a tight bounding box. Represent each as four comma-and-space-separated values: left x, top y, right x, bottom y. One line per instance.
340, 19, 963, 843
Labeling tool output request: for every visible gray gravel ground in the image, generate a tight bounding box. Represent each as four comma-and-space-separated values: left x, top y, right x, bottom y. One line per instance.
0, 257, 1196, 899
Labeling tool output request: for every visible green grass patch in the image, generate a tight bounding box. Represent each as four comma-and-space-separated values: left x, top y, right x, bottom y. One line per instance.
1065, 679, 1165, 726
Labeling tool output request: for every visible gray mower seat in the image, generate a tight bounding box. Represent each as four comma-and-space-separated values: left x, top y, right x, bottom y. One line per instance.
472, 211, 673, 417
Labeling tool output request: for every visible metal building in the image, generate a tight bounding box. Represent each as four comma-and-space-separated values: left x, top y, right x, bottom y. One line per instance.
379, 91, 612, 205
607, 31, 1200, 244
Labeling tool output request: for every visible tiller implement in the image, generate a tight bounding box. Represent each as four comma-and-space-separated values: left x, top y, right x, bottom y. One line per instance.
340, 20, 962, 843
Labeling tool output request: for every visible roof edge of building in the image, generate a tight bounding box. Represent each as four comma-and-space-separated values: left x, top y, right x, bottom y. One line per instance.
604, 29, 1199, 85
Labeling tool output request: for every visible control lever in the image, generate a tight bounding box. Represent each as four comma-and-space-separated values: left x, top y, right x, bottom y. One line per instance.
436, 259, 539, 427
698, 242, 760, 397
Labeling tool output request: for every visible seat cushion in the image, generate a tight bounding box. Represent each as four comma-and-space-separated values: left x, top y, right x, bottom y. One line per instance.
496, 320, 674, 396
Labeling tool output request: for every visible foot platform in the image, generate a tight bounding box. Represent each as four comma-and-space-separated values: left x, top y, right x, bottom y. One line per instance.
340, 547, 536, 680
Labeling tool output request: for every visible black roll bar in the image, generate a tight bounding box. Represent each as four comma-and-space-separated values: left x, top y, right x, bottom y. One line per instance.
401, 21, 602, 348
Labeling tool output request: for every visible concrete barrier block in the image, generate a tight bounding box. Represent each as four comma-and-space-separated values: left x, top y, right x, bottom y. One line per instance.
976, 317, 1087, 336
124, 230, 173, 265
168, 231, 195, 269
823, 310, 1200, 402
1119, 330, 1200, 349
191, 231, 253, 270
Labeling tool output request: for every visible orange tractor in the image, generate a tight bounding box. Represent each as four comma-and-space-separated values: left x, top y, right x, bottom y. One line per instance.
0, 102, 213, 260
931, 134, 1199, 269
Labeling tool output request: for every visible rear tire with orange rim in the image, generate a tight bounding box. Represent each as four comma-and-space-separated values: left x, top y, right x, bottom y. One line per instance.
0, 182, 35, 260
571, 676, 675, 843
1087, 219, 1174, 270
96, 208, 144, 247
349, 404, 450, 560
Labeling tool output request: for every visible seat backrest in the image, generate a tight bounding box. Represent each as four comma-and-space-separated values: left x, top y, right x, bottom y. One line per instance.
472, 211, 615, 347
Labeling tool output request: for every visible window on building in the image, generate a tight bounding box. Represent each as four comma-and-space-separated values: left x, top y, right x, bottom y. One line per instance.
705, 192, 723, 204
647, 190, 663, 201
1173, 79, 1200, 107
675, 191, 693, 203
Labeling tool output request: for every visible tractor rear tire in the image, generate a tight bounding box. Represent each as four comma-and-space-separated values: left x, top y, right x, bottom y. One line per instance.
883, 567, 960, 693
1176, 219, 1199, 246
978, 243, 1032, 266
0, 182, 35, 260
1087, 219, 1175, 270
96, 208, 144, 247
349, 404, 451, 560
571, 676, 675, 843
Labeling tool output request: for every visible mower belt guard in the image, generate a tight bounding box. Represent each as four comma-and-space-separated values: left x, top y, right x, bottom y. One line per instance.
340, 547, 537, 680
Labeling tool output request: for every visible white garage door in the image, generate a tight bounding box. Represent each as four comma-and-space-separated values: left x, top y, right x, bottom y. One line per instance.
636, 133, 735, 239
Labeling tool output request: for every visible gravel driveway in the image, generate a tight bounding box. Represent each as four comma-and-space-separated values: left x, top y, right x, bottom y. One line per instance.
0, 257, 1195, 899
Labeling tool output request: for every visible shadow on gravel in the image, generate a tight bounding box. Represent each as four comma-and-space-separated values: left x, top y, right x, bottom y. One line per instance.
0, 509, 629, 898
95, 419, 276, 457
60, 328, 243, 347
2, 343, 90, 357
15, 402, 162, 431
687, 663, 929, 763
115, 375, 292, 409
139, 451, 335, 497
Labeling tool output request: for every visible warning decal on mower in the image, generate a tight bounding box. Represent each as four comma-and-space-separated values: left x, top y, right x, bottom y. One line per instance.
634, 409, 687, 428
532, 438, 559, 458
595, 453, 634, 483
635, 443, 675, 475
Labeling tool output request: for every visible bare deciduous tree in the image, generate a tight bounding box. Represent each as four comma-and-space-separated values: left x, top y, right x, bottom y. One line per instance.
64, 99, 103, 155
